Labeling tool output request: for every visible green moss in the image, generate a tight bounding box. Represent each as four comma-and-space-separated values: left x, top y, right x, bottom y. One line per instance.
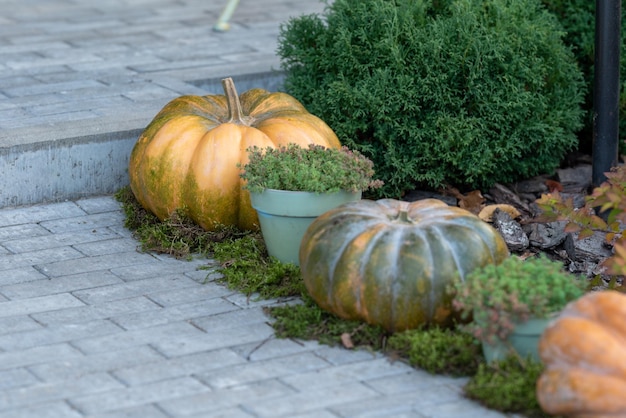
387, 326, 482, 376
211, 234, 304, 299
268, 295, 388, 349
465, 356, 555, 417
114, 186, 244, 258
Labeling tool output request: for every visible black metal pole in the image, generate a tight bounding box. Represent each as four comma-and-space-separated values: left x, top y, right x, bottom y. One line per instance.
592, 0, 621, 187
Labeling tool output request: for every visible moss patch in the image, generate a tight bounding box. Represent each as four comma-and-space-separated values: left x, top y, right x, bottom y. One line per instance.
465, 356, 555, 418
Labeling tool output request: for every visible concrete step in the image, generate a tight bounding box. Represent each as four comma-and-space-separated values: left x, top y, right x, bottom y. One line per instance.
1, 71, 285, 209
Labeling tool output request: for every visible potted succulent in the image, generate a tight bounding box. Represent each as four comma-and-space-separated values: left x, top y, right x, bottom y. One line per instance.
449, 255, 587, 363
239, 143, 383, 265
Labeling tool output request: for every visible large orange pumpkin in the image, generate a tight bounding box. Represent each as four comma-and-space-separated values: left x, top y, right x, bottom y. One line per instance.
129, 77, 341, 231
299, 198, 510, 332
537, 290, 626, 418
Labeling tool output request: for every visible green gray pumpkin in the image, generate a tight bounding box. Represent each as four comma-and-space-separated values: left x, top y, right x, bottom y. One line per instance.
299, 198, 509, 332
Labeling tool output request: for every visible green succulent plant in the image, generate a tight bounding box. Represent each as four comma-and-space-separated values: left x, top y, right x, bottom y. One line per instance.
239, 143, 383, 194
450, 255, 587, 344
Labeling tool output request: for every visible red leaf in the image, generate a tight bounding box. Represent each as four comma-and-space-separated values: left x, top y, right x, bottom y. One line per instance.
545, 179, 563, 193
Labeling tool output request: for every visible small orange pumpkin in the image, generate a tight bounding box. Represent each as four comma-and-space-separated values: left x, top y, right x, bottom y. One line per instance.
129, 77, 340, 231
537, 290, 626, 418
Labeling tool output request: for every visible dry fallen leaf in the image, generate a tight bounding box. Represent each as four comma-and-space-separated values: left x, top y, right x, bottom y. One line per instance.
478, 204, 522, 222
459, 190, 486, 214
545, 179, 564, 193
340, 332, 354, 349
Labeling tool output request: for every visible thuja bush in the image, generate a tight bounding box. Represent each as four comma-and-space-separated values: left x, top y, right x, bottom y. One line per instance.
278, 0, 585, 197
540, 0, 626, 151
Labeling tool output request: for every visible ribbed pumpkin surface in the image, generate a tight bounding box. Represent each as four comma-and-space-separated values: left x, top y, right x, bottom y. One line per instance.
129, 77, 341, 231
537, 291, 626, 418
299, 198, 509, 332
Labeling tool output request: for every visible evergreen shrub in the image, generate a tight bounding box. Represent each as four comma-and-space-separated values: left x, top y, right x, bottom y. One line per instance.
540, 0, 626, 151
278, 0, 585, 197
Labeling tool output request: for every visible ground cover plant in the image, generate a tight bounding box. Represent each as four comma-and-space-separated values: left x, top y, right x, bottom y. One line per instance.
277, 0, 585, 197
115, 186, 558, 417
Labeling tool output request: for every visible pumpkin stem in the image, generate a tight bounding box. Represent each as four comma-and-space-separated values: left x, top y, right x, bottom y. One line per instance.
222, 77, 254, 125
397, 210, 412, 223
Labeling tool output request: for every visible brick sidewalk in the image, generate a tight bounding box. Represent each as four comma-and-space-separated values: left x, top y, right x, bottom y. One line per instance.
0, 196, 513, 417
0, 0, 323, 144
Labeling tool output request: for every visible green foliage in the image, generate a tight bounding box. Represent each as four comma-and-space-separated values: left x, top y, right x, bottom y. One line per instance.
114, 186, 244, 258
239, 143, 383, 193
465, 356, 553, 417
536, 165, 626, 279
278, 0, 585, 197
211, 234, 304, 299
540, 0, 626, 152
450, 255, 586, 344
387, 326, 482, 376
268, 295, 388, 348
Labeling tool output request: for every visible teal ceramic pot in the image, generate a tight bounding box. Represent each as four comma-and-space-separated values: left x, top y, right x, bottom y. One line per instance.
482, 315, 556, 363
250, 189, 361, 265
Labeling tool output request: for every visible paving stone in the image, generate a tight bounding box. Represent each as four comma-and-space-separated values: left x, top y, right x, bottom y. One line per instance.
85, 404, 171, 418
113, 348, 247, 386
71, 320, 209, 354
0, 315, 43, 335
196, 351, 331, 389
74, 196, 122, 214
70, 376, 210, 415
0, 266, 47, 286
0, 368, 40, 391
0, 343, 82, 371
72, 236, 142, 257
38, 211, 127, 233
0, 293, 85, 318
312, 345, 384, 366
243, 382, 380, 418
0, 401, 83, 418
186, 408, 257, 418
36, 251, 158, 277
280, 357, 414, 392
71, 274, 200, 304
111, 297, 239, 330
110, 256, 209, 282
29, 345, 164, 382
158, 379, 295, 417
191, 306, 273, 331
0, 318, 122, 351
30, 295, 160, 325
365, 370, 468, 396
417, 400, 511, 418
1, 228, 120, 254
0, 202, 85, 226
154, 321, 277, 358
329, 393, 427, 418
0, 224, 50, 243
0, 246, 84, 272
231, 337, 321, 362
0, 270, 123, 299
0, 372, 124, 410
146, 281, 233, 307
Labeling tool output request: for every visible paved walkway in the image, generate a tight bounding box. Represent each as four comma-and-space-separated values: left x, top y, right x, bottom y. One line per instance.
0, 196, 513, 418
1, 0, 515, 417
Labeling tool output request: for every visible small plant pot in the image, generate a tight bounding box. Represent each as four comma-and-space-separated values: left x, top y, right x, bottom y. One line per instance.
481, 315, 556, 363
249, 189, 361, 265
